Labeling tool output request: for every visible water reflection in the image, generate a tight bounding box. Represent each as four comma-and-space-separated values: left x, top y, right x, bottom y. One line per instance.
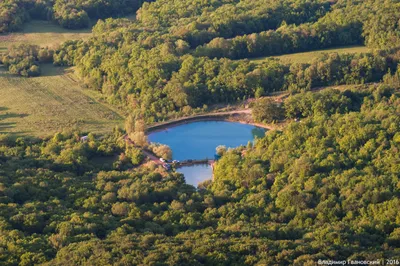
177, 164, 212, 187
148, 121, 266, 186
252, 127, 266, 139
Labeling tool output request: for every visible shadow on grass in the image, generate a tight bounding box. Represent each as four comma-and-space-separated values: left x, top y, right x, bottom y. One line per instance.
39, 64, 65, 77
21, 20, 93, 34
0, 122, 16, 130
0, 113, 28, 120
0, 111, 29, 133
0, 64, 64, 78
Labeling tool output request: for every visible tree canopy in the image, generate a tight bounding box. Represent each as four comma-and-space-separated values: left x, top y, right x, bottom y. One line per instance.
0, 84, 399, 265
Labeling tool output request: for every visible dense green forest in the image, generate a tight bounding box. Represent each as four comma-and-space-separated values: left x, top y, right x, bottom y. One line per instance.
195, 0, 400, 59
1, 80, 400, 265
1, 0, 400, 264
0, 0, 143, 32
44, 0, 399, 123
2, 0, 400, 123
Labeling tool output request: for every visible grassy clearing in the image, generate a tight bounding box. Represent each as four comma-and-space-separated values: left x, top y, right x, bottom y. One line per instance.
0, 20, 129, 137
250, 45, 371, 64
0, 64, 124, 137
0, 20, 92, 53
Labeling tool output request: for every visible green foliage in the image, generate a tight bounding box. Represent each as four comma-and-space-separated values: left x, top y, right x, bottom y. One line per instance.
149, 143, 172, 160
252, 98, 285, 123
196, 0, 400, 60
284, 89, 355, 118
0, 85, 400, 265
1, 1, 400, 264
0, 0, 27, 33
54, 34, 395, 122
51, 0, 399, 123
1, 44, 55, 77
125, 146, 144, 165
138, 0, 332, 47
2, 44, 40, 77
0, 0, 143, 32
53, 1, 90, 30
196, 20, 362, 60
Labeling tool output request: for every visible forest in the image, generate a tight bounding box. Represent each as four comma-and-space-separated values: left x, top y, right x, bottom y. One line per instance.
1, 78, 400, 265
1, 0, 400, 265
2, 0, 400, 123
44, 0, 399, 123
0, 0, 143, 31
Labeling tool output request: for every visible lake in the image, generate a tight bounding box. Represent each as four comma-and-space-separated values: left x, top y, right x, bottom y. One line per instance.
148, 121, 266, 186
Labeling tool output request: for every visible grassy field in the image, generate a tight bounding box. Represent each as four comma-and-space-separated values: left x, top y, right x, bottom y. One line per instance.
250, 45, 371, 64
0, 64, 124, 137
0, 20, 129, 137
0, 20, 92, 54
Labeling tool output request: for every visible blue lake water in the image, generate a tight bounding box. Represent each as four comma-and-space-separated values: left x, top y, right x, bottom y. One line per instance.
148, 121, 266, 186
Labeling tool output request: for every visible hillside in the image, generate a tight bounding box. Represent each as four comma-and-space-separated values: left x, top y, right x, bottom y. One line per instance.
0, 0, 400, 265
1, 82, 400, 265
0, 64, 123, 137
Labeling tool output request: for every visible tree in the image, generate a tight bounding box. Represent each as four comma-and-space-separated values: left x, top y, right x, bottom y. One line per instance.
125, 146, 144, 165
151, 144, 172, 160
252, 98, 284, 123
125, 115, 136, 134
129, 131, 148, 147
2, 44, 42, 77
216, 145, 227, 156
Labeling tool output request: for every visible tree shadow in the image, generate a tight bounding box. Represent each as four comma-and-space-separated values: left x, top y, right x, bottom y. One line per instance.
1, 64, 65, 78
0, 122, 16, 129
39, 64, 67, 77
21, 20, 93, 34
252, 127, 267, 139
0, 111, 29, 133
0, 113, 28, 120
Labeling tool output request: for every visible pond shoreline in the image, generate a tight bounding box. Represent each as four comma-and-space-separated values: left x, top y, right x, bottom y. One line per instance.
146, 112, 274, 134
147, 119, 268, 186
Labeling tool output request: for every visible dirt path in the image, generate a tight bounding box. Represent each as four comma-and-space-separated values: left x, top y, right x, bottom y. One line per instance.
124, 135, 165, 165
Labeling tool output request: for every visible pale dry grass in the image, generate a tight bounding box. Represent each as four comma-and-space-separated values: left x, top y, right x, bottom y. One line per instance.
251, 45, 371, 64
0, 20, 92, 53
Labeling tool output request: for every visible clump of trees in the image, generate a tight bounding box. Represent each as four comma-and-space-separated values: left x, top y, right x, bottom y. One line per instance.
284, 89, 356, 118
0, 0, 27, 33
0, 0, 143, 32
149, 143, 172, 160
195, 20, 362, 60
53, 1, 90, 29
2, 44, 40, 77
1, 44, 54, 77
124, 146, 144, 166
125, 115, 148, 147
252, 98, 285, 123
